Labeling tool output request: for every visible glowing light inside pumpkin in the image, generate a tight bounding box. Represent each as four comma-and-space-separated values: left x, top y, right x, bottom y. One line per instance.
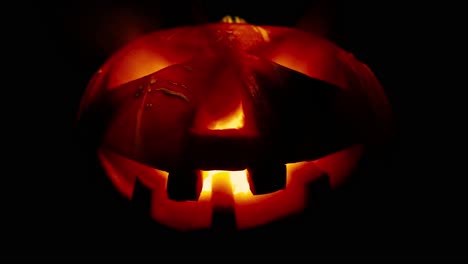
200, 170, 251, 200
200, 102, 252, 200
207, 102, 245, 130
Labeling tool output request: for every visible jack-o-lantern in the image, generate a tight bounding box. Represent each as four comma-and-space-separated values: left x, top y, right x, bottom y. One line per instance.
77, 16, 392, 231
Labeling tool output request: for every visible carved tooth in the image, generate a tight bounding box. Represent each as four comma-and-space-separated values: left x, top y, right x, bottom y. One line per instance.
247, 162, 286, 195
167, 169, 202, 201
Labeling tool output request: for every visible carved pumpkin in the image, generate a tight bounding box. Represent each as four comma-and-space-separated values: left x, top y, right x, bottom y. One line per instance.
77, 16, 392, 231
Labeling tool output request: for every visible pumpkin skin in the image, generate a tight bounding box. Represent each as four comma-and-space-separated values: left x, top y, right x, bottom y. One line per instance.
77, 20, 392, 231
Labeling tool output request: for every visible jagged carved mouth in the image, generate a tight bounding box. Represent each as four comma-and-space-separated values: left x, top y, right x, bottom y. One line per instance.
99, 145, 355, 231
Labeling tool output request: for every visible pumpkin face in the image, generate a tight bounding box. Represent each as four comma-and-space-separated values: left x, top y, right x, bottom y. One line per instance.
77, 17, 392, 231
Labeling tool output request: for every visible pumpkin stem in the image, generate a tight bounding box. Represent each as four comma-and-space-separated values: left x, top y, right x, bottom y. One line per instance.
221, 15, 247, 24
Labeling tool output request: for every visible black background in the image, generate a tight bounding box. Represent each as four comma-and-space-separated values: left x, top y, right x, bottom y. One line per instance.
4, 0, 466, 260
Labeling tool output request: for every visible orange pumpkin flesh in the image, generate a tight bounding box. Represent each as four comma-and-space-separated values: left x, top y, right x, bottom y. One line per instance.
78, 19, 391, 231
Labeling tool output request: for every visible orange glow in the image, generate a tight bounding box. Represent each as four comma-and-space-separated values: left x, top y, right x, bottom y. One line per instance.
99, 146, 333, 230
200, 170, 251, 199
207, 102, 245, 130
201, 170, 251, 197
108, 48, 171, 89
201, 100, 251, 202
80, 21, 391, 231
